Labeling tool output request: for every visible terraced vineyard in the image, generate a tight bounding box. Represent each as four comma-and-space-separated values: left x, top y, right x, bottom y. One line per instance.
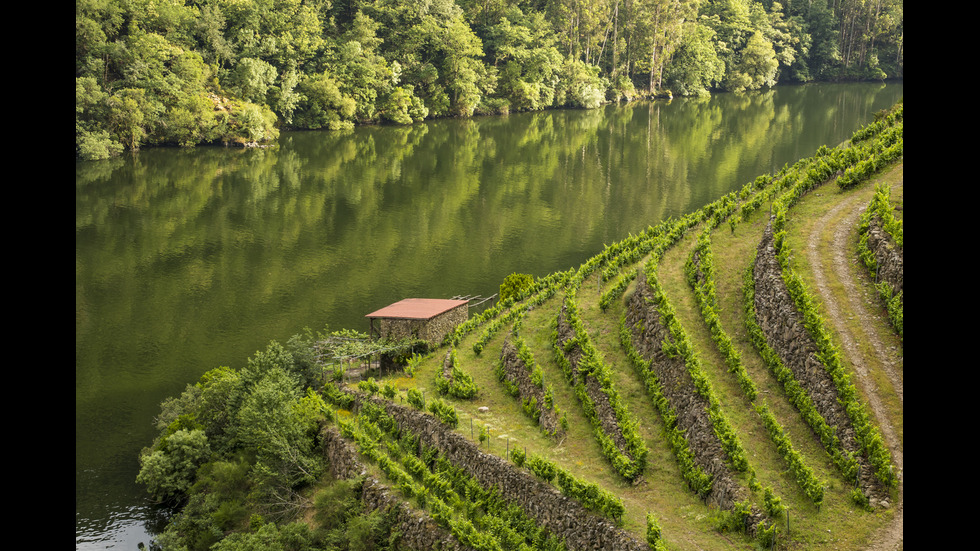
270, 102, 906, 551
315, 102, 904, 550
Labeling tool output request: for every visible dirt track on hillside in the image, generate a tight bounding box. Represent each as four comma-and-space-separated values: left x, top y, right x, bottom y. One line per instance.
805, 168, 903, 550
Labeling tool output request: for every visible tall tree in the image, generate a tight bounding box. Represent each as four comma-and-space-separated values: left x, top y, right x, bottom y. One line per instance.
485, 7, 565, 111
630, 0, 700, 94
664, 20, 724, 95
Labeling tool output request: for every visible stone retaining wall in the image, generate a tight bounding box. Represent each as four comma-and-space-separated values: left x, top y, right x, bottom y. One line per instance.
554, 303, 633, 461
346, 391, 650, 551
498, 337, 564, 438
623, 270, 746, 512
320, 426, 474, 551
752, 221, 887, 501
865, 215, 903, 294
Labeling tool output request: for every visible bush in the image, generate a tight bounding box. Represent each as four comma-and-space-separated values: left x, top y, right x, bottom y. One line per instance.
646, 514, 667, 550
427, 399, 458, 428
499, 273, 536, 302
763, 487, 785, 517
313, 479, 362, 527
525, 454, 557, 483
407, 388, 425, 410
76, 129, 124, 160
436, 348, 479, 399
556, 60, 609, 109
358, 378, 380, 395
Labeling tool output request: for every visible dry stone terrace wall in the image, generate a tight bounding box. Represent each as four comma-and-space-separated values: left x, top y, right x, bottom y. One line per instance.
320, 426, 476, 551
865, 216, 903, 294
623, 270, 747, 512
345, 390, 650, 551
752, 221, 888, 501
554, 304, 633, 460
498, 337, 564, 437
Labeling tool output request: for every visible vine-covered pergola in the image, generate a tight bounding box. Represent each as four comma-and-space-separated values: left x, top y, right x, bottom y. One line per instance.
311, 329, 420, 382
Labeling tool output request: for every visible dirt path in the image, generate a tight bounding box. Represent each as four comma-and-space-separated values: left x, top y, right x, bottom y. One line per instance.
805, 172, 903, 551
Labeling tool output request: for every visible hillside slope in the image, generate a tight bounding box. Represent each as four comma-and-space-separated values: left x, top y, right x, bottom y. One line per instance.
321, 104, 903, 551
140, 102, 903, 551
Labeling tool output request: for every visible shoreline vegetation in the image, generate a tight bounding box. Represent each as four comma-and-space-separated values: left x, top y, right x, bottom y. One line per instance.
76, 0, 904, 160
136, 101, 902, 551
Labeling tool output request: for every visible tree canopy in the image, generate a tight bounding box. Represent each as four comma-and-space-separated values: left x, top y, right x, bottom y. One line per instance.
76, 0, 904, 159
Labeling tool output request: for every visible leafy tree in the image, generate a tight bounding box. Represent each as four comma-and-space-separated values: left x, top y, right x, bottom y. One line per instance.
227, 57, 278, 105
293, 71, 357, 129
364, 0, 493, 117
382, 85, 429, 124
486, 8, 564, 112
77, 76, 125, 159
165, 89, 221, 146
729, 31, 779, 91
237, 366, 325, 505
701, 0, 756, 80
665, 21, 725, 96
556, 59, 608, 108
136, 428, 211, 502
803, 0, 842, 80
225, 101, 280, 144
210, 521, 317, 551
193, 3, 236, 68
76, 129, 125, 160
433, 15, 495, 117
761, 2, 808, 82
267, 69, 303, 126
626, 0, 700, 95
331, 11, 397, 122
499, 272, 536, 302
195, 365, 246, 452
106, 88, 151, 150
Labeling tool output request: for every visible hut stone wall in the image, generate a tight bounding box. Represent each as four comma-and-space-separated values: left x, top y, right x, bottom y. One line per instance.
376, 304, 468, 346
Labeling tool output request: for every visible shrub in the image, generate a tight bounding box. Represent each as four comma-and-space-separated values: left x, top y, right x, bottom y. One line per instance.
499, 273, 536, 302
436, 348, 479, 399
427, 399, 459, 428
646, 514, 667, 550
407, 388, 425, 410
358, 377, 379, 395
381, 382, 397, 400
525, 454, 557, 483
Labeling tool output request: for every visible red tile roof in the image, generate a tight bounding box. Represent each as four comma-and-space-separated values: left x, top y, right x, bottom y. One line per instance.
365, 298, 468, 320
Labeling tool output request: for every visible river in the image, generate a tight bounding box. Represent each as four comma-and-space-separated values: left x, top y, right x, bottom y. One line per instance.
75, 81, 903, 549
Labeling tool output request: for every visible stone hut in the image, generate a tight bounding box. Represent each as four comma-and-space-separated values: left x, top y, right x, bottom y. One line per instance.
366, 298, 468, 348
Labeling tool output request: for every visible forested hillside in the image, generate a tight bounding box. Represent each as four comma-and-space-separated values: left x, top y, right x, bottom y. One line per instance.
76, 0, 903, 159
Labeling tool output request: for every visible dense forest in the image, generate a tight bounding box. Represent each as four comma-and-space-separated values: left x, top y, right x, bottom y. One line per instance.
76, 0, 903, 159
